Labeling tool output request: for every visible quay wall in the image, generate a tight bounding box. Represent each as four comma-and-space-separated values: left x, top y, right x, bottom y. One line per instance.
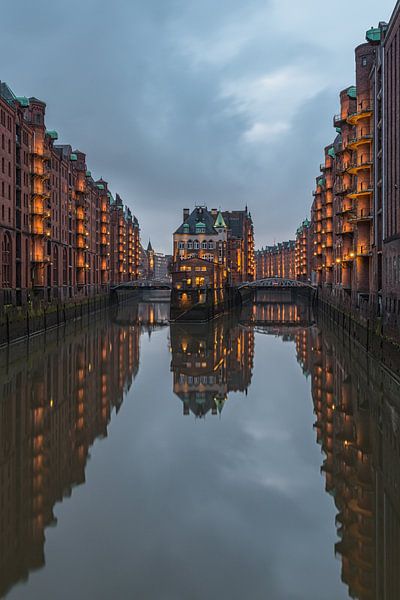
0, 290, 134, 347
315, 288, 400, 380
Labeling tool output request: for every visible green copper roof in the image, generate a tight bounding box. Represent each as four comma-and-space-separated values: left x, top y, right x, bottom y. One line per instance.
335, 127, 342, 134
16, 96, 29, 107
328, 147, 335, 159
347, 86, 357, 99
70, 153, 77, 161
97, 183, 105, 190
86, 170, 91, 177
195, 221, 206, 229
318, 177, 325, 187
214, 210, 227, 229
46, 130, 58, 140
366, 27, 381, 43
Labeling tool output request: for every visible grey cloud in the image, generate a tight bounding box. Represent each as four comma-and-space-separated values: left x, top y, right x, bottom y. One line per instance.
0, 0, 394, 251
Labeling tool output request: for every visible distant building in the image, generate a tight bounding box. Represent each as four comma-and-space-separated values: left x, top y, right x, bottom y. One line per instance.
172, 205, 228, 295
255, 241, 296, 279
222, 208, 255, 283
295, 219, 312, 281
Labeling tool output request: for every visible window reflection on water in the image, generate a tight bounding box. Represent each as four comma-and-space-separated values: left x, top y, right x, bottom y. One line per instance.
0, 299, 399, 599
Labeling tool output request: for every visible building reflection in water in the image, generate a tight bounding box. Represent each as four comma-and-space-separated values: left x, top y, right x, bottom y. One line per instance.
0, 302, 168, 598
1, 298, 400, 599
301, 321, 400, 600
170, 314, 255, 418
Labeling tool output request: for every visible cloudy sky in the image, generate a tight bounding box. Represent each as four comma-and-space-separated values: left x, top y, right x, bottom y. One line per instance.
0, 0, 395, 252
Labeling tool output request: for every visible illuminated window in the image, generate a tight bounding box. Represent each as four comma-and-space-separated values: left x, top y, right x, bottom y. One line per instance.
195, 276, 205, 286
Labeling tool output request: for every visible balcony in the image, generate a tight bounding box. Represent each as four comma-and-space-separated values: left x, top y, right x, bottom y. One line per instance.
347, 131, 373, 149
335, 182, 353, 195
348, 182, 373, 199
347, 107, 373, 125
333, 114, 347, 127
339, 224, 354, 235
336, 204, 354, 216
346, 157, 372, 174
351, 208, 373, 222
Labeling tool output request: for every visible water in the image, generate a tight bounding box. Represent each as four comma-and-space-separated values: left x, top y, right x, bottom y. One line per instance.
0, 300, 399, 600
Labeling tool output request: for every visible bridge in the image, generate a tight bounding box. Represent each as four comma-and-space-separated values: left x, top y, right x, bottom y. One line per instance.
111, 279, 172, 291
238, 278, 313, 289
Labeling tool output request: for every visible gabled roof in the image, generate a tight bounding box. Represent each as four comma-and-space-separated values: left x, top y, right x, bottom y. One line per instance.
174, 206, 218, 235
214, 210, 227, 229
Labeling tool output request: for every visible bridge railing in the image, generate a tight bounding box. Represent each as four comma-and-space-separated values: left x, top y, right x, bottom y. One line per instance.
238, 278, 313, 289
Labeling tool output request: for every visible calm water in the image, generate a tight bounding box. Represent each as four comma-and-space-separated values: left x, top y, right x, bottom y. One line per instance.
0, 300, 399, 600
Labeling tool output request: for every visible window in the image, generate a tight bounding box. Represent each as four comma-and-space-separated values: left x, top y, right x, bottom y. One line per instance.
178, 241, 185, 249
187, 240, 193, 249
2, 232, 11, 287
208, 241, 214, 249
361, 56, 367, 66
194, 241, 199, 249
202, 241, 207, 249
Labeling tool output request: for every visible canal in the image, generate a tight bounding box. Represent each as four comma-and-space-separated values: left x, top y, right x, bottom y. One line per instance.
0, 299, 399, 600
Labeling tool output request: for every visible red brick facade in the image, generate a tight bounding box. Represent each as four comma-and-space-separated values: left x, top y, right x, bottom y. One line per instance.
0, 83, 140, 308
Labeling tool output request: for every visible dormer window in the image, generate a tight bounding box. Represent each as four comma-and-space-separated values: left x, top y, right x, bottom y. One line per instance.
195, 222, 206, 234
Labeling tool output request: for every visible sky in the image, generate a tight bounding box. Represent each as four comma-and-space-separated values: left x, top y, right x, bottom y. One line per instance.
0, 0, 395, 253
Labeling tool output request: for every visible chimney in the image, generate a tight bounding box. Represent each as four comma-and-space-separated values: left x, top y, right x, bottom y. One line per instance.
183, 208, 189, 222
211, 208, 218, 217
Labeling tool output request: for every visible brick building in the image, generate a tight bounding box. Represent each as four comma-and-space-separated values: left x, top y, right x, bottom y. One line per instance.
0, 82, 140, 308
308, 4, 400, 326
222, 208, 255, 283
382, 2, 400, 323
255, 241, 296, 280
295, 219, 312, 282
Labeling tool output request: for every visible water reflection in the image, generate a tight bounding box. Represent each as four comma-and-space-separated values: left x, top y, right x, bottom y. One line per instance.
0, 303, 166, 598
308, 320, 400, 600
0, 299, 399, 599
169, 314, 254, 417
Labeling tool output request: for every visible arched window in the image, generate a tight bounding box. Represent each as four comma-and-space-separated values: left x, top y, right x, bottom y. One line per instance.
201, 241, 207, 249
208, 241, 214, 249
53, 246, 59, 286
2, 232, 11, 287
187, 240, 193, 249
63, 248, 68, 285
194, 240, 199, 250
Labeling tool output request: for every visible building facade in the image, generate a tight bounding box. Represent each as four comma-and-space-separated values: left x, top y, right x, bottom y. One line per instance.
222, 208, 255, 283
0, 82, 140, 308
255, 241, 296, 280
306, 4, 400, 331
